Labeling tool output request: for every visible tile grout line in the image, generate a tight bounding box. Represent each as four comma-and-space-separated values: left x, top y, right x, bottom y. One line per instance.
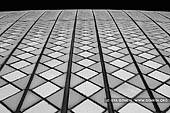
156, 12, 170, 22
14, 10, 63, 113
123, 10, 170, 69
0, 11, 46, 72
0, 11, 30, 36
92, 10, 115, 113
61, 10, 78, 113
107, 10, 161, 113
134, 10, 170, 113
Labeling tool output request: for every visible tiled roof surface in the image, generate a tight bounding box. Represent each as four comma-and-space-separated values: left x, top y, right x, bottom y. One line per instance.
0, 10, 170, 113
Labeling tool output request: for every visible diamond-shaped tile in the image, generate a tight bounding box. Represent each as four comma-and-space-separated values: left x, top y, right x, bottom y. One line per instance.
108, 46, 121, 51
79, 46, 92, 50
54, 41, 65, 45
27, 42, 39, 46
156, 84, 170, 98
112, 69, 135, 80
0, 48, 6, 52
0, 84, 20, 100
143, 61, 162, 69
22, 47, 36, 52
33, 82, 60, 98
110, 59, 129, 68
24, 101, 57, 113
3, 71, 27, 82
77, 59, 95, 67
139, 53, 155, 59
51, 46, 64, 51
81, 37, 91, 40
72, 99, 105, 113
109, 52, 124, 58
148, 71, 170, 82
76, 68, 98, 79
11, 61, 30, 69
48, 52, 64, 58
75, 81, 101, 96
78, 51, 94, 57
0, 104, 11, 113
115, 83, 142, 98
119, 102, 152, 113
39, 69, 62, 80
80, 41, 91, 44
17, 53, 34, 59
44, 59, 63, 67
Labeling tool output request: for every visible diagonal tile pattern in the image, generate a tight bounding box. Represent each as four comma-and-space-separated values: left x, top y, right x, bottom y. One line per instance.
0, 10, 170, 113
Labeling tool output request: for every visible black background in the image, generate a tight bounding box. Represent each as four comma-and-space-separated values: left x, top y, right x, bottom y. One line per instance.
1, 1, 170, 12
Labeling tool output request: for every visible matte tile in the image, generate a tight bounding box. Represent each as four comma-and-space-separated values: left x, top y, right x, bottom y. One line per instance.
115, 83, 142, 98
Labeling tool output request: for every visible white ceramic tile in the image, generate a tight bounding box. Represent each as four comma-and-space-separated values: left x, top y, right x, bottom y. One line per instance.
143, 61, 162, 69
0, 84, 20, 100
0, 48, 6, 53
139, 53, 155, 59
77, 59, 95, 67
108, 46, 121, 51
112, 69, 135, 80
3, 71, 27, 82
33, 82, 60, 98
148, 71, 170, 82
11, 61, 30, 69
44, 59, 63, 67
24, 101, 57, 113
51, 46, 64, 51
80, 41, 91, 44
17, 53, 34, 59
76, 68, 98, 79
109, 52, 124, 58
48, 52, 64, 58
79, 46, 92, 50
156, 84, 170, 98
0, 104, 11, 113
22, 47, 36, 52
39, 69, 62, 80
110, 59, 129, 68
119, 102, 152, 113
75, 81, 101, 96
54, 41, 65, 45
72, 99, 104, 113
78, 51, 94, 58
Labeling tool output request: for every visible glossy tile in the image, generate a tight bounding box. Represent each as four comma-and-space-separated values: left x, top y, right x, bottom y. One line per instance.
0, 84, 20, 100
3, 70, 27, 82
77, 59, 95, 67
39, 69, 62, 80
110, 59, 129, 68
23, 101, 57, 113
148, 71, 170, 82
112, 69, 135, 81
11, 61, 30, 69
156, 84, 170, 98
75, 81, 101, 96
72, 99, 105, 113
33, 82, 60, 98
76, 68, 98, 79
119, 102, 152, 113
143, 61, 162, 69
